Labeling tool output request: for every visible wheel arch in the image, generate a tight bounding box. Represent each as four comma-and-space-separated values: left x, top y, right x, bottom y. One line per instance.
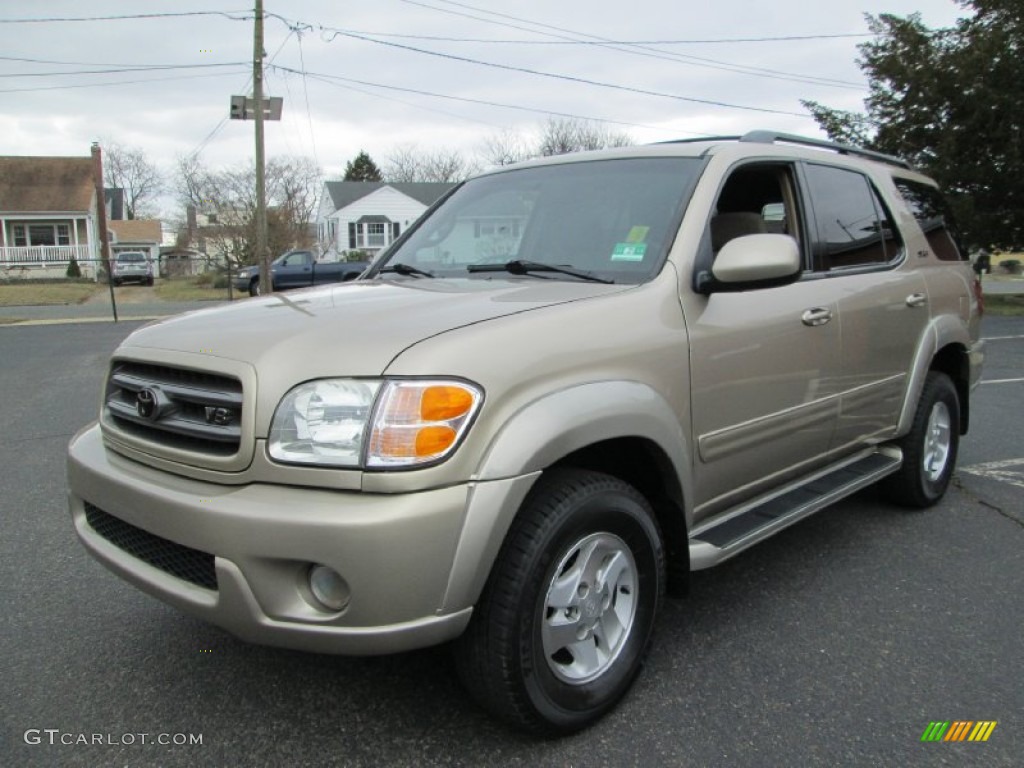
443, 382, 692, 612
898, 316, 972, 437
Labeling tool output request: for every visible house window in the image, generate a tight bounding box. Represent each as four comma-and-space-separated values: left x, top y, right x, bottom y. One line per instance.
12, 225, 27, 246
56, 224, 71, 245
365, 222, 387, 247
29, 225, 56, 246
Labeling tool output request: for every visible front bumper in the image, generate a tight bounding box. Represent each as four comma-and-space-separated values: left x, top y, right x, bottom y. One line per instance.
67, 424, 535, 654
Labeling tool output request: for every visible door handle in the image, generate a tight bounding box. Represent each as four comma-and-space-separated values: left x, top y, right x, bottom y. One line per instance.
801, 307, 833, 327
906, 293, 927, 308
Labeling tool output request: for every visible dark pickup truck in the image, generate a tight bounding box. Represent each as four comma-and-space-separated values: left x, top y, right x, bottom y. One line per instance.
234, 251, 370, 295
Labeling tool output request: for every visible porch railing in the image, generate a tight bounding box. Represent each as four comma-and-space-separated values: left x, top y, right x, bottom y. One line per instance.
0, 244, 93, 264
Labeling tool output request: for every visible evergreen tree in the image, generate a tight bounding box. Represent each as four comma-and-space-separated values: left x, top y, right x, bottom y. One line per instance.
343, 150, 382, 182
803, 1, 1023, 249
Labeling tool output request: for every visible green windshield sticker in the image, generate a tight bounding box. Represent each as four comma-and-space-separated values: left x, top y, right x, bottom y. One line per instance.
625, 226, 650, 243
611, 243, 647, 261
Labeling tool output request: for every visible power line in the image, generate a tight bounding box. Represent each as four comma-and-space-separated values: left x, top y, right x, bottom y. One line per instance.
395, 0, 863, 89
0, 63, 248, 78
0, 10, 252, 23
295, 29, 320, 167
313, 27, 808, 117
271, 64, 715, 137
299, 30, 871, 45
0, 68, 249, 94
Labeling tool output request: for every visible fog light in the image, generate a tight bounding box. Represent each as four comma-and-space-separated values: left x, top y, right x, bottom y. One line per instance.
308, 564, 350, 612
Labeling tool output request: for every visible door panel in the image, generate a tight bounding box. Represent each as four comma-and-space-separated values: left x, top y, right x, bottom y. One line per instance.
687, 280, 841, 515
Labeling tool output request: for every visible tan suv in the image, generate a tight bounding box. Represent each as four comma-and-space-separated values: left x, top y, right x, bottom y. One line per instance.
67, 131, 984, 734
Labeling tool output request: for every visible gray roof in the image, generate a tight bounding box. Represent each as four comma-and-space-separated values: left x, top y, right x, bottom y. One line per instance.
323, 181, 455, 212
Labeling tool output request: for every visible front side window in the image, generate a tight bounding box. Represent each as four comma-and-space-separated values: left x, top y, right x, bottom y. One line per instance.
804, 164, 903, 270
707, 163, 803, 255
380, 158, 700, 284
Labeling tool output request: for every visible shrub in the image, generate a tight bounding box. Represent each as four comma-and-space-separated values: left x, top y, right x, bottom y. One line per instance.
213, 275, 229, 289
194, 271, 216, 286
66, 258, 82, 278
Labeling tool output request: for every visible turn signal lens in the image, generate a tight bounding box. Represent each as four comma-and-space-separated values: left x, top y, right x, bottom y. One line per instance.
421, 386, 474, 421
415, 425, 457, 456
366, 380, 482, 467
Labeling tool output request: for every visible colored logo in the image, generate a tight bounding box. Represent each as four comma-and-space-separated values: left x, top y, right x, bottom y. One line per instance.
921, 721, 997, 742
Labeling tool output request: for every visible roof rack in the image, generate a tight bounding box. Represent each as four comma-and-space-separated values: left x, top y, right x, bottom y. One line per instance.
739, 130, 912, 169
652, 135, 742, 146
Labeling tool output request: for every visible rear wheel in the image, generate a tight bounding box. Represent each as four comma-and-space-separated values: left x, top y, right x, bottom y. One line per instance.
882, 371, 960, 507
455, 468, 664, 734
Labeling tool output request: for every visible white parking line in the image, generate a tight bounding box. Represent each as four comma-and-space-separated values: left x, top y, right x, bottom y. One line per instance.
961, 458, 1024, 490
982, 335, 1024, 341
980, 378, 1024, 385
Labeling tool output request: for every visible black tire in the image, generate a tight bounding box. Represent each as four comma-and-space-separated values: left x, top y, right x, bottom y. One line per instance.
249, 278, 261, 297
145, 276, 154, 287
112, 279, 121, 287
881, 371, 960, 508
455, 468, 664, 734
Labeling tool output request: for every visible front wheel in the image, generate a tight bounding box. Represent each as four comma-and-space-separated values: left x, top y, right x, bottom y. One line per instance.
455, 469, 664, 734
881, 371, 960, 507
249, 278, 261, 297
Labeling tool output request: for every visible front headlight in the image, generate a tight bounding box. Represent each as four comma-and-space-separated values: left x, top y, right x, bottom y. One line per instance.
237, 269, 250, 279
267, 378, 482, 469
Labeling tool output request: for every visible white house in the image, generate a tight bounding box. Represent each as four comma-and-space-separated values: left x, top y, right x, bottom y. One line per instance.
316, 182, 454, 260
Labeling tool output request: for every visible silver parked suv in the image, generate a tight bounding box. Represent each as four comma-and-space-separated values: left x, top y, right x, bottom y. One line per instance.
68, 132, 984, 733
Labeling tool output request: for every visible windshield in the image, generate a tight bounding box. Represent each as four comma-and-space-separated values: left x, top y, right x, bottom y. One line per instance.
376, 157, 700, 284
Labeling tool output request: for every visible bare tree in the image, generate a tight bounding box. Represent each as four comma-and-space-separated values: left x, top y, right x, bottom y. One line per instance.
174, 154, 321, 266
102, 141, 164, 219
478, 128, 530, 169
537, 118, 633, 156
383, 144, 479, 183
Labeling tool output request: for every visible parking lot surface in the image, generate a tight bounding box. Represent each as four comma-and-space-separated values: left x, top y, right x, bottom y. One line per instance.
1, 317, 1021, 767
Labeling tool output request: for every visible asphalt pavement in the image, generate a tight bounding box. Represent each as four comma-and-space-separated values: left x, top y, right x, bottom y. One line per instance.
0, 317, 1021, 767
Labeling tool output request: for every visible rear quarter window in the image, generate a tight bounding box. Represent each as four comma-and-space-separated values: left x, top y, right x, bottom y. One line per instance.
893, 179, 965, 261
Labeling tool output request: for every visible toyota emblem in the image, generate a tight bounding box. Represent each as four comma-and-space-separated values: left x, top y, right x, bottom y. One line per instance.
135, 388, 161, 421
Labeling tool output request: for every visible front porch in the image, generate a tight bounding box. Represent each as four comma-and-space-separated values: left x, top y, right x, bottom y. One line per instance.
0, 244, 98, 279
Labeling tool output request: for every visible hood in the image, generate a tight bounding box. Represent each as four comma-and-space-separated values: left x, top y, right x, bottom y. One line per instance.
119, 278, 631, 378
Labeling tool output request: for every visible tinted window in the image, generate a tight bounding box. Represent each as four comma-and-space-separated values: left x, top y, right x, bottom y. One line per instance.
117, 253, 145, 262
894, 179, 964, 261
804, 164, 903, 270
382, 158, 700, 284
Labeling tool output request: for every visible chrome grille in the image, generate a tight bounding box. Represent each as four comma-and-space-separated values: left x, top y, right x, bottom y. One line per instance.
105, 361, 243, 457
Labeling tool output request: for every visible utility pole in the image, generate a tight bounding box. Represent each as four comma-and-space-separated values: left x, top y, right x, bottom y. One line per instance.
253, 0, 271, 295
91, 142, 118, 322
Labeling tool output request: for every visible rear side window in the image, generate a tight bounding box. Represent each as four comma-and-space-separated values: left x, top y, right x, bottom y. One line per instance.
804, 164, 903, 270
893, 179, 965, 261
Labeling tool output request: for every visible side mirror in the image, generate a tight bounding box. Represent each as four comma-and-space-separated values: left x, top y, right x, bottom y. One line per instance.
696, 234, 801, 294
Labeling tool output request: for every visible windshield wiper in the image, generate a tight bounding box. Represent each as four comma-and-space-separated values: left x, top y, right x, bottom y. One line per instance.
378, 263, 435, 278
465, 259, 613, 284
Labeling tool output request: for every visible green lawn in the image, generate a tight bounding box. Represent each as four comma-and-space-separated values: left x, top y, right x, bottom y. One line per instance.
985, 294, 1024, 316
0, 282, 101, 306
153, 277, 237, 302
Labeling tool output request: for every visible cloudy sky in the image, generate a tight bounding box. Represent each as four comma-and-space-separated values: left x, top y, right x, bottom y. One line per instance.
0, 0, 967, 217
